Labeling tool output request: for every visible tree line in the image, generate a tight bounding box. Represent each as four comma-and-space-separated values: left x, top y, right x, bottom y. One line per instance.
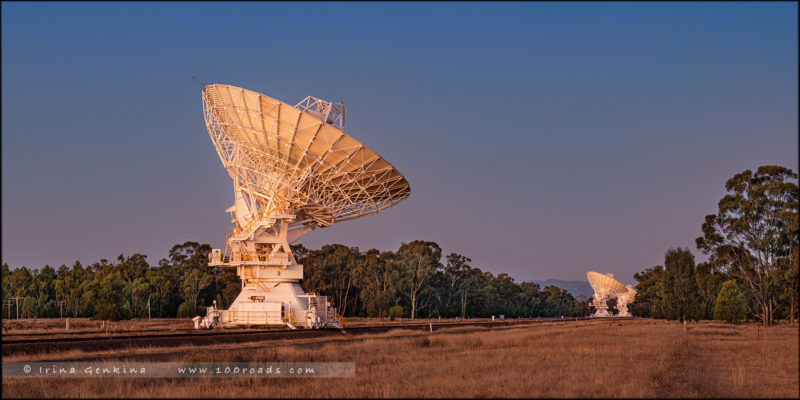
2, 241, 590, 321
630, 166, 798, 326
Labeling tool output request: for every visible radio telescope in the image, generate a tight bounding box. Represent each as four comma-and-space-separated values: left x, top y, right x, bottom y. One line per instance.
194, 84, 410, 329
587, 271, 637, 317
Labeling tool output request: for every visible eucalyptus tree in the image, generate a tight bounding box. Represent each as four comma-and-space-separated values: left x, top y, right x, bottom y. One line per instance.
697, 166, 799, 325
396, 240, 442, 319
131, 277, 152, 318
146, 262, 177, 317
354, 249, 399, 318
661, 247, 701, 323
442, 253, 472, 316
116, 253, 150, 317
519, 281, 545, 317
88, 271, 132, 321
1, 263, 10, 295
457, 266, 483, 318
33, 265, 56, 314
489, 273, 522, 316
323, 244, 361, 317
541, 285, 575, 317
695, 262, 727, 320
631, 265, 665, 318
180, 269, 212, 316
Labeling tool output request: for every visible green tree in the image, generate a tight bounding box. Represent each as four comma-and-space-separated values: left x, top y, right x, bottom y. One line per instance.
424, 269, 447, 318
216, 268, 242, 310
176, 301, 196, 318
1, 263, 11, 318
388, 304, 405, 320
181, 269, 212, 315
32, 266, 57, 316
695, 262, 727, 320
146, 266, 175, 317
298, 244, 362, 316
354, 249, 399, 318
21, 297, 37, 318
1, 263, 10, 291
490, 273, 523, 317
131, 277, 152, 318
661, 248, 701, 323
714, 280, 747, 323
88, 271, 132, 321
64, 261, 87, 317
696, 166, 799, 325
323, 245, 361, 316
116, 253, 150, 317
779, 253, 799, 324
631, 265, 665, 318
777, 197, 799, 323
519, 281, 546, 317
457, 266, 483, 318
541, 285, 575, 317
441, 253, 473, 316
396, 240, 442, 319
6, 267, 33, 298
573, 294, 592, 317
169, 242, 211, 269
40, 299, 59, 318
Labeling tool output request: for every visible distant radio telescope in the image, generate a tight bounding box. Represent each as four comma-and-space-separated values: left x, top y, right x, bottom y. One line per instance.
194, 84, 410, 329
586, 271, 637, 318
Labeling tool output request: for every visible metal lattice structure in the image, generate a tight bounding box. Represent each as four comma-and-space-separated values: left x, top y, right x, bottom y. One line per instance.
587, 271, 637, 318
202, 84, 410, 229
195, 84, 410, 330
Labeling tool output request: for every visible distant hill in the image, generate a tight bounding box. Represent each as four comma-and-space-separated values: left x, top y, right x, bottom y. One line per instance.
534, 279, 593, 298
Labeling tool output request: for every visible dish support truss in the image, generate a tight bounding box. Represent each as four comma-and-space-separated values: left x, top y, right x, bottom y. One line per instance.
195, 201, 344, 330
590, 286, 636, 318
295, 96, 346, 130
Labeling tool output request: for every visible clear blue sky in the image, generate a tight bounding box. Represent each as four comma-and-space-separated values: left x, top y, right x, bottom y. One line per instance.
2, 2, 797, 285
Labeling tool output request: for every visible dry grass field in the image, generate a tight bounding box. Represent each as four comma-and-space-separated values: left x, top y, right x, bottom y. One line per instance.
2, 318, 193, 337
1, 317, 488, 340
2, 319, 797, 398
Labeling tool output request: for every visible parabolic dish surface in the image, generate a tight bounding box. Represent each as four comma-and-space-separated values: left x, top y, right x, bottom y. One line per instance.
587, 271, 630, 297
203, 84, 410, 227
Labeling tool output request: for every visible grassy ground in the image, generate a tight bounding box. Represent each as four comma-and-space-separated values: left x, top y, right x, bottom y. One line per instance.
1, 316, 495, 334
2, 319, 797, 398
2, 318, 193, 336
1, 316, 510, 340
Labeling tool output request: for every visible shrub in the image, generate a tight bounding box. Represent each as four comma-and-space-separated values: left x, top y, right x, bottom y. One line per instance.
21, 298, 37, 319
93, 300, 132, 321
388, 305, 405, 320
714, 280, 747, 323
414, 336, 444, 348
41, 300, 59, 318
177, 301, 196, 318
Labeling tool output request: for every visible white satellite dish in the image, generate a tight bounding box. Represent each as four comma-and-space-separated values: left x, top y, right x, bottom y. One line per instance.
587, 271, 637, 318
195, 84, 410, 329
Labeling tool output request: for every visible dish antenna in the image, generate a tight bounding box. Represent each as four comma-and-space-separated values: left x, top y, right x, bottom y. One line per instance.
586, 271, 637, 318
194, 84, 410, 329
